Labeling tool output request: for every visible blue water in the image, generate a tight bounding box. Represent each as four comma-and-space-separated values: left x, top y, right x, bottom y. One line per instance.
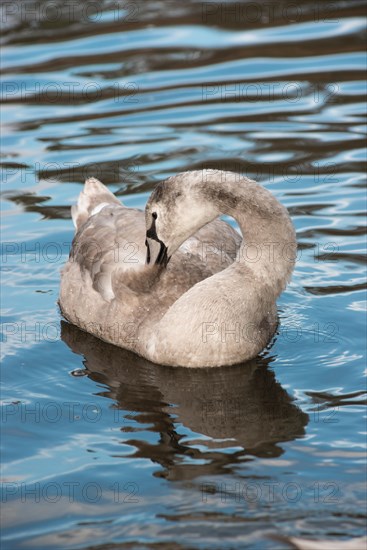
1, 1, 366, 548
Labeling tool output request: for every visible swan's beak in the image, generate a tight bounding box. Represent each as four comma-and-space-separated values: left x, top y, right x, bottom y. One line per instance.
145, 237, 169, 266
145, 222, 170, 267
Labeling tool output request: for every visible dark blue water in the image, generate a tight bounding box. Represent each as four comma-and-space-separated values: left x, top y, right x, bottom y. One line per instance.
1, 1, 366, 548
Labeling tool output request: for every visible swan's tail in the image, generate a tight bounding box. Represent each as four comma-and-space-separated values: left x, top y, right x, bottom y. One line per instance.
71, 177, 122, 230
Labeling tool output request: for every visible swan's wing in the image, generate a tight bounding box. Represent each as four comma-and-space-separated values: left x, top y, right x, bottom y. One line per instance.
66, 177, 148, 301
71, 176, 122, 230
70, 205, 146, 301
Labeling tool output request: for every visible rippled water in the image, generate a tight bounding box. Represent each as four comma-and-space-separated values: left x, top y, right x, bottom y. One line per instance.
1, 1, 366, 549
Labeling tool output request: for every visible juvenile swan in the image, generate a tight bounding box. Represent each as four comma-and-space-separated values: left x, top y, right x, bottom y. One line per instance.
59, 169, 296, 367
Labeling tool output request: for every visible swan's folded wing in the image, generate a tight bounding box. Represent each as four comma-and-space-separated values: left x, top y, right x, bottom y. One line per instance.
70, 205, 146, 300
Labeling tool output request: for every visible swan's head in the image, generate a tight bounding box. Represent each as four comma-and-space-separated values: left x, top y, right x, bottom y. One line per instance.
145, 172, 218, 266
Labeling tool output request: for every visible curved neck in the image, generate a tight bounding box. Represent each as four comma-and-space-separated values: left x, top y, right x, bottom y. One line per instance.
197, 170, 296, 296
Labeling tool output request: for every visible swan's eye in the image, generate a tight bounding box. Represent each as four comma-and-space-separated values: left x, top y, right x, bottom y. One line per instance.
152, 212, 157, 219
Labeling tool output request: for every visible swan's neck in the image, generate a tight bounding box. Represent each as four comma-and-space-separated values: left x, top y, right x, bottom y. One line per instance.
199, 171, 296, 296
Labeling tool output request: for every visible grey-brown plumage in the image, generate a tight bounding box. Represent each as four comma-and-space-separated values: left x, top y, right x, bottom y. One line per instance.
59, 170, 296, 367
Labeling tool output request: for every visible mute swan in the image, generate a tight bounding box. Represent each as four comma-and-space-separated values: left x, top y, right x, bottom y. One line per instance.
59, 169, 296, 367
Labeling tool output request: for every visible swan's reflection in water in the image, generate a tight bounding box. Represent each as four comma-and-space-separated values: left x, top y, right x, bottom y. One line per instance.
61, 322, 308, 480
